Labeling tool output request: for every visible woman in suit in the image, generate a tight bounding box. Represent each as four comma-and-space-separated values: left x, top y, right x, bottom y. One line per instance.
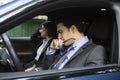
25, 21, 57, 71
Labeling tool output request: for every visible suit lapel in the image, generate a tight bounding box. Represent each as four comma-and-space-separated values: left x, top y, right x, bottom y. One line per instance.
64, 40, 93, 66
38, 38, 53, 61
34, 41, 43, 57
42, 38, 53, 53
36, 41, 43, 51
67, 45, 84, 63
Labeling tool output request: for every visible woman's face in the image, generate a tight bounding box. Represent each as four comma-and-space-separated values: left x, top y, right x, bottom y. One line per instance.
40, 25, 48, 38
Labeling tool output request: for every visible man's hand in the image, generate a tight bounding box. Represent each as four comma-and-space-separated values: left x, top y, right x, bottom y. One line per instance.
25, 66, 35, 72
25, 67, 43, 72
50, 39, 63, 51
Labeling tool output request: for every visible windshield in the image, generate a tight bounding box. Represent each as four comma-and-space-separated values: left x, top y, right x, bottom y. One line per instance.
0, 0, 14, 6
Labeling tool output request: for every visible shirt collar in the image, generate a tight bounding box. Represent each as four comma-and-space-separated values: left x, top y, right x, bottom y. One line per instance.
43, 37, 52, 43
72, 36, 89, 48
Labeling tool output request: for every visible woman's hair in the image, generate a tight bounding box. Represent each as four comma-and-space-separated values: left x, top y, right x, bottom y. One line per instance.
43, 21, 57, 38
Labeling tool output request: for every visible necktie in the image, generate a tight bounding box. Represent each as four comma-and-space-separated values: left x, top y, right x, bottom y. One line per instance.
52, 46, 75, 69
59, 46, 66, 56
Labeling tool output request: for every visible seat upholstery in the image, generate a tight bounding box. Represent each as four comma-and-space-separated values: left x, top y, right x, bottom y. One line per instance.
87, 12, 113, 64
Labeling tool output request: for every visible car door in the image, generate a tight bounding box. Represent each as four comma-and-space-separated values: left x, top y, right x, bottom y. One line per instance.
0, 64, 120, 80
0, 0, 120, 79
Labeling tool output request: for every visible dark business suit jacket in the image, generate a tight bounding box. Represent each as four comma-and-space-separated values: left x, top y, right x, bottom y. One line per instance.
50, 40, 106, 69
24, 38, 55, 69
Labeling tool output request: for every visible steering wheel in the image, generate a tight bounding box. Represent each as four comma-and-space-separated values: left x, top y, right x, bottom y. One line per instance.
1, 33, 23, 71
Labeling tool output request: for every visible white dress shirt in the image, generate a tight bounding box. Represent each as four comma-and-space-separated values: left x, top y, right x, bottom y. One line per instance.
35, 39, 50, 61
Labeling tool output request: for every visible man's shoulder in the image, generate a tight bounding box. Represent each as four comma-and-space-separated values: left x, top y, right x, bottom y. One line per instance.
85, 41, 106, 58
82, 40, 96, 49
81, 40, 105, 54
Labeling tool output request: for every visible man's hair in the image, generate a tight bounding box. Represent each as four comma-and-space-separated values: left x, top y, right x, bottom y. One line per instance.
43, 21, 57, 38
56, 15, 89, 35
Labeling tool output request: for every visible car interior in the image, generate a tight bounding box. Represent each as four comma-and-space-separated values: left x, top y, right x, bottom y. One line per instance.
0, 6, 118, 73
46, 7, 118, 65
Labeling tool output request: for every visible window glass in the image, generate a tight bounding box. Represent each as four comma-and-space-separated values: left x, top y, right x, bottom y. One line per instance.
7, 15, 48, 37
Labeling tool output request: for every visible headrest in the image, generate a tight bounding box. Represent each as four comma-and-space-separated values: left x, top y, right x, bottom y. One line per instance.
87, 14, 112, 41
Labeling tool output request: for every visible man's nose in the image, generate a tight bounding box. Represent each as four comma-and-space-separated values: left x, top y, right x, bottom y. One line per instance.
58, 34, 61, 39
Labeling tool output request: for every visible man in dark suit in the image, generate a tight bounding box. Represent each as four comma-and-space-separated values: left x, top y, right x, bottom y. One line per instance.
25, 21, 57, 71
46, 15, 106, 69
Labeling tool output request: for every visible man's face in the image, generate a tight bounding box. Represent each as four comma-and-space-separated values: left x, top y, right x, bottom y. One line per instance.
57, 23, 73, 43
40, 25, 48, 38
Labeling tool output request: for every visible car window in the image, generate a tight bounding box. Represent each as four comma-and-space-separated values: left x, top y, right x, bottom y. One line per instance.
0, 0, 120, 79
7, 15, 48, 37
2, 7, 117, 69
2, 7, 117, 73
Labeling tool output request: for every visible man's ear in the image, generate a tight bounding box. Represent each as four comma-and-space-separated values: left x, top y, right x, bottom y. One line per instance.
70, 25, 77, 34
